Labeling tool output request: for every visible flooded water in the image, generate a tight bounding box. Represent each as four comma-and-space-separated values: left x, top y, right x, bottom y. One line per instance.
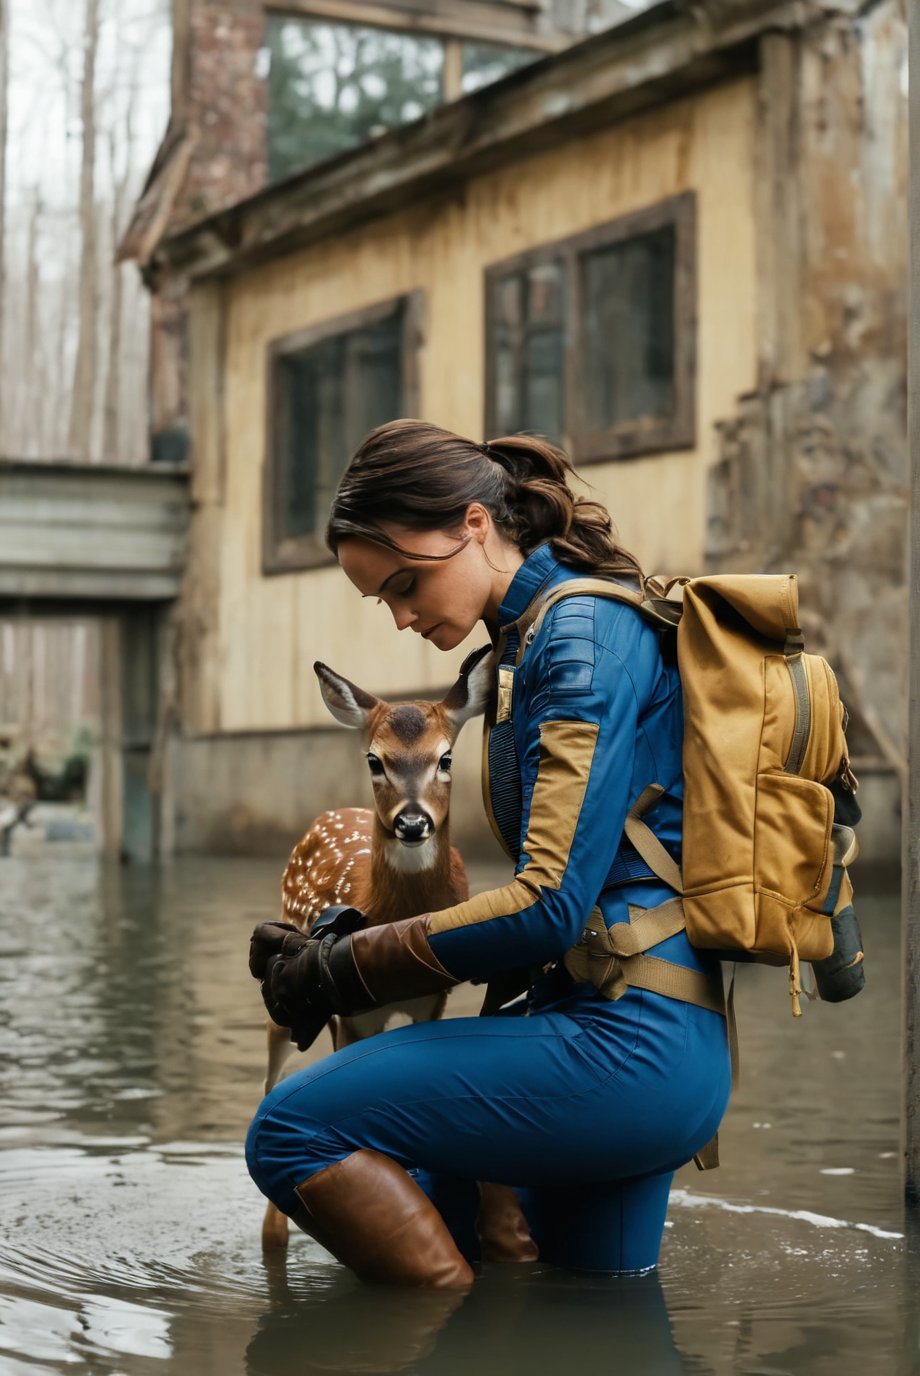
1, 855, 917, 1376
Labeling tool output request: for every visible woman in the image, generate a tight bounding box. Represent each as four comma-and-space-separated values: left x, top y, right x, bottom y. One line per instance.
246, 420, 731, 1289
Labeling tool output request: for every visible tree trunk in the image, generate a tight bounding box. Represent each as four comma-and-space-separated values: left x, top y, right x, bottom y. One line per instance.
68, 0, 101, 460
0, 0, 10, 451
24, 195, 42, 458
103, 127, 128, 461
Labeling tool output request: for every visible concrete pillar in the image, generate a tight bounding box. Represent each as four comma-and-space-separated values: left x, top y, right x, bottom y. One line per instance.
93, 615, 124, 859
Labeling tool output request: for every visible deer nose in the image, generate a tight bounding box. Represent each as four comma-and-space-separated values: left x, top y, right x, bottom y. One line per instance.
394, 811, 431, 844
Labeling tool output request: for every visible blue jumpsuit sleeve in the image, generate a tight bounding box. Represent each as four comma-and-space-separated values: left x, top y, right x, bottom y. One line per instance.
426, 600, 661, 984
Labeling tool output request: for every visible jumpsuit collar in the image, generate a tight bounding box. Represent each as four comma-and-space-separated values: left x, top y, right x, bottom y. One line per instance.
497, 543, 563, 631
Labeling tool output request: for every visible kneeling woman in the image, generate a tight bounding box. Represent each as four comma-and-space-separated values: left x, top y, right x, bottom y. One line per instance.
246, 421, 730, 1288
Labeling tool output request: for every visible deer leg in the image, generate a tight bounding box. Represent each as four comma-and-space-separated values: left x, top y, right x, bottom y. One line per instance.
332, 1014, 379, 1050
265, 1018, 297, 1096
413, 991, 448, 1023
261, 1019, 299, 1252
262, 1199, 292, 1251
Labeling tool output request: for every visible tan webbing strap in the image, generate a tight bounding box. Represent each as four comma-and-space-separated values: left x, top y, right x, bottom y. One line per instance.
693, 1135, 721, 1171
563, 906, 627, 999
617, 954, 726, 1015
564, 902, 726, 1015
692, 970, 740, 1170
623, 786, 684, 895
726, 966, 739, 1090
607, 898, 686, 957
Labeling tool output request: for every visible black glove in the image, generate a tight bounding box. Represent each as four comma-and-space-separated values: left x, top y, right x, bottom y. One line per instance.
249, 906, 369, 1051
248, 921, 305, 980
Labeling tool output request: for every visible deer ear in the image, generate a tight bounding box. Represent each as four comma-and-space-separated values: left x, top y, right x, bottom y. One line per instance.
442, 645, 494, 736
314, 662, 381, 729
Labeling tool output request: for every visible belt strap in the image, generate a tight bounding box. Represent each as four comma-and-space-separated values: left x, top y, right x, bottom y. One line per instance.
563, 904, 724, 1015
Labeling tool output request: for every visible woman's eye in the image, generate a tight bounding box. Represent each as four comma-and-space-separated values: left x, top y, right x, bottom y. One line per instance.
367, 755, 385, 776
438, 753, 452, 773
390, 578, 416, 599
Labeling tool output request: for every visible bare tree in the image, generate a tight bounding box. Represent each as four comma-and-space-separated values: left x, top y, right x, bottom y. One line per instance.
68, 0, 100, 459
0, 0, 10, 449
103, 129, 125, 459
23, 194, 43, 456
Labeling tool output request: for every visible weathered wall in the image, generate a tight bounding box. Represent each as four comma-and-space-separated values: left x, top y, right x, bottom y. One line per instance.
170, 709, 505, 860
708, 2, 908, 793
171, 75, 758, 856
172, 1, 909, 867
181, 74, 758, 735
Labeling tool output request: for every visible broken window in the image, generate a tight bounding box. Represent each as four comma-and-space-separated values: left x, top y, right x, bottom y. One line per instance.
485, 193, 696, 460
264, 295, 421, 573
266, 16, 537, 181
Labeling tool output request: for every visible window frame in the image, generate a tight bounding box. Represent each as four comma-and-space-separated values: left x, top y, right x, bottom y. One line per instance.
484, 191, 697, 463
262, 291, 422, 575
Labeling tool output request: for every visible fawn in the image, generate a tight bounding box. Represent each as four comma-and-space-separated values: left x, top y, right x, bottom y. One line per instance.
261, 650, 529, 1253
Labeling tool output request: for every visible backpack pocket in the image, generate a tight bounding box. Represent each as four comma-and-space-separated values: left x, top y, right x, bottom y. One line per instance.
754, 771, 834, 960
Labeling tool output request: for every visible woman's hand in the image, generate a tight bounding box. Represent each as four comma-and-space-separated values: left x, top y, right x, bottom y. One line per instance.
248, 921, 307, 980
249, 907, 370, 1051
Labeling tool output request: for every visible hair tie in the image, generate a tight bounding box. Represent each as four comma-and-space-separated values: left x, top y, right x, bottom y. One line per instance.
478, 441, 493, 457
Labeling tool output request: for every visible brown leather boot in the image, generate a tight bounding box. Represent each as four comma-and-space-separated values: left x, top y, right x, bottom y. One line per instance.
476, 1181, 539, 1263
294, 1149, 475, 1289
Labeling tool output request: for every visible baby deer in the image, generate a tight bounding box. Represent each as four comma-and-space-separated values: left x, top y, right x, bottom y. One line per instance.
260, 649, 501, 1251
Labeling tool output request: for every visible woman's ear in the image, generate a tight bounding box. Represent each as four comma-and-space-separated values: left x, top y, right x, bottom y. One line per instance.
463, 502, 492, 543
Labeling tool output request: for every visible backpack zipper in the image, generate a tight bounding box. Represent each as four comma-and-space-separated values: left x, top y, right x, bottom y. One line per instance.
784, 654, 811, 774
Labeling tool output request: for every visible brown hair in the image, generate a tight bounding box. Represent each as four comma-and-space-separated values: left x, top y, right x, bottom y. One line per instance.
326, 419, 643, 580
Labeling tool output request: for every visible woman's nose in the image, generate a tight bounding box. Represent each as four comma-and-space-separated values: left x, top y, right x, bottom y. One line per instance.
392, 606, 418, 632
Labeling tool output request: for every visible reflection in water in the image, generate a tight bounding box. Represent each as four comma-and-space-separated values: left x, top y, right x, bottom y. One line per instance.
0, 857, 916, 1375
247, 1268, 689, 1376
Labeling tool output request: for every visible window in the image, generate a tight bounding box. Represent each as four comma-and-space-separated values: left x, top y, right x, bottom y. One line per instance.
263, 295, 421, 573
485, 193, 696, 461
266, 15, 538, 181
459, 40, 536, 95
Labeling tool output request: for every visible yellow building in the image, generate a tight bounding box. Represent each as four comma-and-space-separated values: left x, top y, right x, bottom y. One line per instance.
141, 0, 907, 862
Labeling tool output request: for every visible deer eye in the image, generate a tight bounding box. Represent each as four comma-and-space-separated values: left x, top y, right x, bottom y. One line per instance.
367, 754, 385, 777
438, 753, 452, 773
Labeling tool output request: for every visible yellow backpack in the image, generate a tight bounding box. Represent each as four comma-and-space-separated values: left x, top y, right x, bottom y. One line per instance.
522, 571, 862, 1018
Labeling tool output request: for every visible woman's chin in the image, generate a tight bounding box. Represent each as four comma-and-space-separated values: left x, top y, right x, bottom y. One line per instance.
425, 625, 464, 652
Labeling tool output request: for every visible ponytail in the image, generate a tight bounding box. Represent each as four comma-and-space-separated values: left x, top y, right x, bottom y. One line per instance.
327, 420, 643, 582
481, 434, 643, 580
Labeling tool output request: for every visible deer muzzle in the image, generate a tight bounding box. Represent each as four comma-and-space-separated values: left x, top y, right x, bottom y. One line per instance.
393, 810, 433, 846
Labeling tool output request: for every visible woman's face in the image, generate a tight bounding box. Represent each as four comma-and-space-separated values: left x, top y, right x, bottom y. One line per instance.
337, 509, 523, 651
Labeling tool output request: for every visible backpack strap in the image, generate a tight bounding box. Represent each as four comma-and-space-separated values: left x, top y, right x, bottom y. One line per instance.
623, 784, 684, 895
516, 578, 637, 660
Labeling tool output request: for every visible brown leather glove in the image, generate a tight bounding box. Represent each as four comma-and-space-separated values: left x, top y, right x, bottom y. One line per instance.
248, 908, 369, 1051
249, 921, 308, 980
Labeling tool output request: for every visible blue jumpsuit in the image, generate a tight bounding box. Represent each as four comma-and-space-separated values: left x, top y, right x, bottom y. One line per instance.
247, 544, 731, 1272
